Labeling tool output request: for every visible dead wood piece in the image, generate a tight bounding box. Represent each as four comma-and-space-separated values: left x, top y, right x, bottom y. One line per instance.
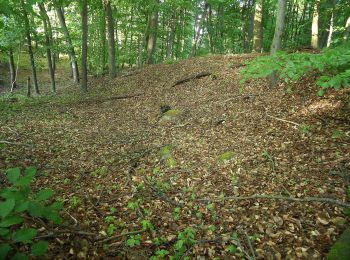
98, 93, 143, 103
96, 229, 145, 244
0, 140, 33, 148
197, 194, 350, 208
172, 72, 212, 87
266, 113, 300, 127
229, 63, 246, 69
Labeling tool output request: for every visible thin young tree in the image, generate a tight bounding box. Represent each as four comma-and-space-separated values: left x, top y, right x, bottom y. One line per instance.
81, 0, 88, 91
8, 49, 16, 89
21, 0, 39, 94
55, 4, 80, 83
39, 3, 56, 93
105, 0, 116, 77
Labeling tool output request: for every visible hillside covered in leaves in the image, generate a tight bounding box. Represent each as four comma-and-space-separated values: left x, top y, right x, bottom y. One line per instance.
1, 55, 350, 259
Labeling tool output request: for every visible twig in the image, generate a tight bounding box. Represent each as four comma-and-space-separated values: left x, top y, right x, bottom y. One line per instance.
172, 72, 212, 87
35, 230, 97, 240
244, 232, 256, 260
196, 194, 350, 208
266, 113, 300, 127
0, 140, 32, 147
96, 229, 145, 244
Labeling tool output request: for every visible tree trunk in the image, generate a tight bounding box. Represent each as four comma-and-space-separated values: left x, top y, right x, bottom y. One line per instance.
56, 6, 80, 83
46, 13, 56, 72
39, 3, 56, 93
21, 0, 39, 94
105, 1, 116, 78
326, 12, 334, 47
311, 0, 320, 49
191, 2, 208, 57
269, 0, 287, 87
146, 0, 159, 64
8, 49, 16, 90
81, 0, 88, 92
344, 16, 350, 41
252, 0, 263, 52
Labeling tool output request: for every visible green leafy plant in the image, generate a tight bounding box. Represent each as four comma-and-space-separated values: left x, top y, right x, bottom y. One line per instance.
0, 167, 63, 259
107, 224, 116, 236
151, 249, 170, 259
173, 227, 197, 259
241, 41, 350, 95
141, 219, 154, 231
299, 124, 316, 137
127, 234, 142, 247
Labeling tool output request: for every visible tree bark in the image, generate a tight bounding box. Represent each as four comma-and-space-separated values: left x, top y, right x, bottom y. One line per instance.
146, 0, 159, 64
21, 0, 39, 94
344, 16, 350, 41
81, 0, 88, 92
311, 0, 320, 49
8, 49, 16, 90
55, 5, 80, 83
39, 3, 56, 93
105, 1, 116, 78
269, 0, 287, 87
252, 0, 263, 52
270, 0, 286, 55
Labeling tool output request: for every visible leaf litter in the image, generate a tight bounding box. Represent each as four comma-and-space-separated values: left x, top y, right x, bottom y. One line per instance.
0, 54, 349, 259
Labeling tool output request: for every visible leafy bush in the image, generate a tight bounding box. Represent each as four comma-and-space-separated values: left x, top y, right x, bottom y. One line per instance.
241, 41, 350, 96
0, 167, 63, 259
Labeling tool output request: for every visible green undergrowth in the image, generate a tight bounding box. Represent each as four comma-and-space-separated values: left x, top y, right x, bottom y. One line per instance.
0, 167, 63, 259
241, 41, 350, 95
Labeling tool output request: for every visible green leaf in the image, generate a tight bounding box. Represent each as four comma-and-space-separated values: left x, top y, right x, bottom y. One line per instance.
14, 201, 29, 212
5, 167, 20, 184
13, 228, 37, 243
36, 189, 54, 201
0, 199, 15, 219
24, 167, 37, 176
0, 228, 9, 236
28, 202, 45, 218
0, 216, 23, 227
11, 252, 28, 260
15, 171, 35, 187
0, 243, 11, 260
31, 240, 49, 256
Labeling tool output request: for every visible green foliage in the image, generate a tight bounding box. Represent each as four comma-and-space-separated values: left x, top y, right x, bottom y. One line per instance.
218, 151, 235, 162
241, 42, 350, 95
173, 227, 197, 259
127, 234, 142, 247
0, 167, 63, 259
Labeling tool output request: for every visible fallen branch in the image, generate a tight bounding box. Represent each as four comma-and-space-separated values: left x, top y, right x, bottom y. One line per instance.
172, 72, 212, 87
97, 93, 143, 103
0, 140, 32, 148
196, 194, 350, 208
96, 229, 145, 244
266, 113, 300, 127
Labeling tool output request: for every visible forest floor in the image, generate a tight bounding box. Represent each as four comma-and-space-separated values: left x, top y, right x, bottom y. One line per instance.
0, 54, 350, 259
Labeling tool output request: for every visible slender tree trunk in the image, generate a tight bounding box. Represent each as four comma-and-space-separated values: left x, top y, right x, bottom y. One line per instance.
105, 1, 116, 77
8, 49, 16, 89
46, 13, 56, 72
191, 2, 208, 57
344, 16, 350, 41
326, 12, 334, 47
81, 0, 88, 92
252, 0, 263, 52
39, 3, 56, 93
55, 6, 80, 83
146, 0, 159, 64
311, 0, 320, 49
269, 0, 287, 87
21, 0, 39, 94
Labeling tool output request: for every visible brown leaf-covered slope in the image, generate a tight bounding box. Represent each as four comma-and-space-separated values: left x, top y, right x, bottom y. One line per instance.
1, 54, 349, 259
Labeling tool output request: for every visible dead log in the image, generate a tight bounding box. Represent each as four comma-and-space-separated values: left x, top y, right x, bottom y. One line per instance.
172, 71, 212, 87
